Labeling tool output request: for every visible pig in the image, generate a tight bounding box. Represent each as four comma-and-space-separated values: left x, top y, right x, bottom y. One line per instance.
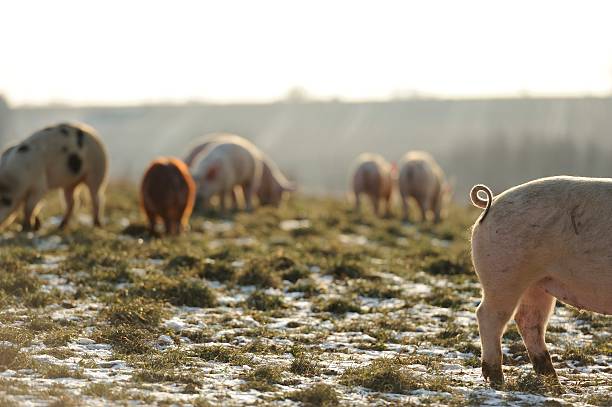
470, 176, 612, 387
257, 153, 295, 207
398, 151, 447, 223
351, 153, 394, 216
140, 157, 195, 235
0, 122, 108, 230
191, 137, 263, 212
184, 133, 240, 210
185, 134, 294, 208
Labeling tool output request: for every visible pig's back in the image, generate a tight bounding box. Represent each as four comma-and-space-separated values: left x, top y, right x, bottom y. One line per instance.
195, 140, 261, 187
26, 123, 107, 188
481, 176, 612, 250
142, 158, 194, 216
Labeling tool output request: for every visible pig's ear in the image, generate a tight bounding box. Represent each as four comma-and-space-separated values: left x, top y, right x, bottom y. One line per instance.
205, 164, 219, 181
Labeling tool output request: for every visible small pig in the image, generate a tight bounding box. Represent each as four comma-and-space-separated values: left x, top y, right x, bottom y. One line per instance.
470, 176, 612, 387
141, 157, 195, 235
397, 151, 447, 223
185, 134, 295, 208
191, 137, 263, 212
184, 133, 239, 210
257, 153, 295, 207
0, 122, 108, 230
351, 153, 394, 216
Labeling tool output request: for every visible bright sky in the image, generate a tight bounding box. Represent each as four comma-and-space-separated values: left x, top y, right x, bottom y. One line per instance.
1, 0, 611, 105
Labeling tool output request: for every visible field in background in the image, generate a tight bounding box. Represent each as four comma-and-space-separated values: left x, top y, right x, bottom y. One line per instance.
0, 186, 609, 405
3, 96, 612, 199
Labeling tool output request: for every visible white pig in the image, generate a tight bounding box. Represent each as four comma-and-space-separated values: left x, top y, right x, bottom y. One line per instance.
185, 133, 294, 208
351, 153, 394, 216
191, 137, 263, 212
398, 151, 447, 223
0, 122, 108, 230
470, 176, 612, 386
257, 153, 295, 207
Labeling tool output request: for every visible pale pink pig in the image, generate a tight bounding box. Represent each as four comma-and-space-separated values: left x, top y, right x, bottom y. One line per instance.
191, 138, 263, 212
470, 176, 612, 386
398, 151, 447, 223
351, 153, 394, 216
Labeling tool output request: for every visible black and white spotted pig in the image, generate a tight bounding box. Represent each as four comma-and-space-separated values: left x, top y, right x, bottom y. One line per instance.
0, 122, 108, 230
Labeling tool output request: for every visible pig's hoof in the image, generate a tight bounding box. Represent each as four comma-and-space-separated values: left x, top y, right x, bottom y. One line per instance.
532, 352, 557, 377
482, 362, 504, 388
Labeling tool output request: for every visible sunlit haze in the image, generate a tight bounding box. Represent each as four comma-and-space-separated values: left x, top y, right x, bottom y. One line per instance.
1, 0, 612, 105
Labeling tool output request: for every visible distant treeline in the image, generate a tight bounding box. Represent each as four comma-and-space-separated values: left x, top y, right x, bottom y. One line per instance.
444, 134, 612, 200
2, 95, 612, 202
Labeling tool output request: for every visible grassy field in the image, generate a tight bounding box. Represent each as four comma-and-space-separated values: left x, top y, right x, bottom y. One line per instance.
0, 185, 609, 406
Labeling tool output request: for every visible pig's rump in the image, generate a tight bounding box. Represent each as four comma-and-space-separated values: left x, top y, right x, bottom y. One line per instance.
354, 162, 382, 195
141, 161, 192, 221
473, 176, 612, 315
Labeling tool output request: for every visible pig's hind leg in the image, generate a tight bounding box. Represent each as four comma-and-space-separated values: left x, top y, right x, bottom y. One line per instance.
476, 275, 529, 387
354, 191, 362, 212
416, 195, 428, 222
230, 188, 239, 211
514, 285, 558, 380
85, 173, 106, 227
23, 190, 44, 231
369, 193, 380, 216
400, 191, 410, 222
143, 202, 159, 236
59, 183, 79, 229
241, 181, 255, 211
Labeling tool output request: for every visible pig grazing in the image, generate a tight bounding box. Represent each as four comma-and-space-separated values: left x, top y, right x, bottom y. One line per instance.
257, 154, 295, 207
470, 176, 612, 387
185, 134, 294, 208
191, 137, 263, 212
141, 157, 195, 235
0, 122, 108, 230
351, 153, 393, 216
398, 151, 447, 223
184, 133, 240, 209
